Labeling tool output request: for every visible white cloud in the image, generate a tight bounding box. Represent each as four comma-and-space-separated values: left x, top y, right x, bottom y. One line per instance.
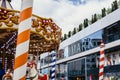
11, 0, 115, 36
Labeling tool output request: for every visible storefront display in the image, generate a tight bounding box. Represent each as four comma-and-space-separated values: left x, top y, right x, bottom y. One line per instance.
105, 51, 120, 66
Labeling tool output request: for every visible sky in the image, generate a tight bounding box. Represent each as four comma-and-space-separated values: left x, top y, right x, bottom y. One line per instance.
11, 0, 115, 36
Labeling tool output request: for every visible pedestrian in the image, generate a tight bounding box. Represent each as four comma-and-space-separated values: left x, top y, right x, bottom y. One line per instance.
0, 63, 5, 80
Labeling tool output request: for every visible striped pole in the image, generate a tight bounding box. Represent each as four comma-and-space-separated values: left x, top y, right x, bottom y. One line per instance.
13, 0, 33, 80
99, 41, 105, 80
89, 74, 92, 80
51, 52, 56, 80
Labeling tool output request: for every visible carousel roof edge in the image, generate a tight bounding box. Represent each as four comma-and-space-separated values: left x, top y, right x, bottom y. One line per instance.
0, 7, 62, 53
0, 7, 55, 23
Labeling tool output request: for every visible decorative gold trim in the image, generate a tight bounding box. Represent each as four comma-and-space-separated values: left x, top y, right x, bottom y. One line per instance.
0, 7, 62, 53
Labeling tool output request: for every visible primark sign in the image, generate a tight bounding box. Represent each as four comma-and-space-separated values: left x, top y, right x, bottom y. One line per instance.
68, 38, 101, 56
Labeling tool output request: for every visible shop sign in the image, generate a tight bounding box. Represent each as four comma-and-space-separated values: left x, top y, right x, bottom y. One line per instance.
68, 38, 100, 56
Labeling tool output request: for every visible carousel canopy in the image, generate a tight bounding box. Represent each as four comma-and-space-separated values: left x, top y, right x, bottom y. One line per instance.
0, 0, 13, 9
0, 0, 62, 55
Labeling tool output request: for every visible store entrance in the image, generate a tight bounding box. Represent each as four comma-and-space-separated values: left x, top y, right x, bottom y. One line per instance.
69, 76, 85, 80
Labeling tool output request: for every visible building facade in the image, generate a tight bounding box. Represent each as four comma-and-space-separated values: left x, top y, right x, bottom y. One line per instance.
40, 8, 120, 80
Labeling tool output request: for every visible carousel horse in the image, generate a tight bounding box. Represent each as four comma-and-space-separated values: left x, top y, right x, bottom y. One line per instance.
2, 69, 13, 80
27, 61, 44, 80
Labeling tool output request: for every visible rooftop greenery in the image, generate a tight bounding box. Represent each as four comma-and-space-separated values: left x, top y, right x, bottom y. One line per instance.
62, 0, 120, 41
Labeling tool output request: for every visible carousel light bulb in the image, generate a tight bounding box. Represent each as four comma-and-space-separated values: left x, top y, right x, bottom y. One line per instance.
9, 15, 12, 17
4, 10, 7, 13
38, 26, 40, 29
44, 42, 46, 44
49, 20, 51, 22
43, 20, 45, 22
15, 13, 19, 16
38, 21, 41, 24
46, 20, 48, 23
9, 21, 12, 23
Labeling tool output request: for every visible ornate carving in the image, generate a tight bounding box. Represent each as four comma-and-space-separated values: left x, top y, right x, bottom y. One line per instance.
0, 7, 62, 52
0, 22, 2, 27
0, 8, 19, 27
10, 16, 19, 24
32, 19, 39, 27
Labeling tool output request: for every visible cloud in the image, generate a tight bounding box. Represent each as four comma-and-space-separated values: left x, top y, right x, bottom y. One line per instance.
11, 0, 115, 36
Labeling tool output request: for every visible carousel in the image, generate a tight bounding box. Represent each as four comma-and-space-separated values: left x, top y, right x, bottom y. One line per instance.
0, 0, 62, 80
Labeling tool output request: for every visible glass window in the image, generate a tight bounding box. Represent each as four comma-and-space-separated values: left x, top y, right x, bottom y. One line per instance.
68, 30, 102, 56
67, 58, 86, 77
103, 21, 120, 43
68, 20, 120, 56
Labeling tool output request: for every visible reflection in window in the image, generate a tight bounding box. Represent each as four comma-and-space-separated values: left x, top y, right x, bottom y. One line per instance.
67, 58, 85, 77
68, 30, 102, 56
68, 20, 120, 56
103, 21, 120, 43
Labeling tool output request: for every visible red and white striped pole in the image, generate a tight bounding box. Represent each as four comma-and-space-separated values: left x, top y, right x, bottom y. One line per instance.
13, 0, 33, 80
89, 74, 92, 80
99, 41, 105, 80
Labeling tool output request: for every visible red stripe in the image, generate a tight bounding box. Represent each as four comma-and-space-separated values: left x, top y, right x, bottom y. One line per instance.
99, 72, 104, 76
100, 64, 104, 69
100, 57, 104, 62
100, 50, 104, 54
99, 42, 105, 80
